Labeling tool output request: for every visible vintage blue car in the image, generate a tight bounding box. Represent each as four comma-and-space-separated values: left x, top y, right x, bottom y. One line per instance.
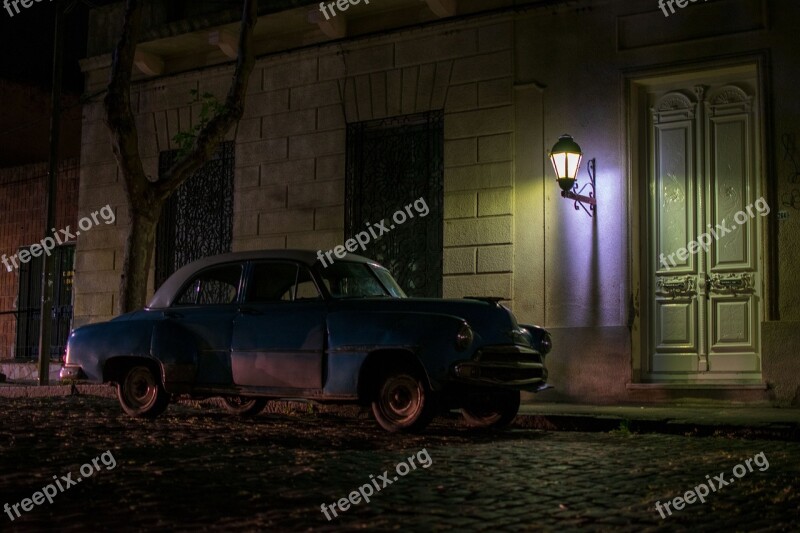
61, 250, 551, 432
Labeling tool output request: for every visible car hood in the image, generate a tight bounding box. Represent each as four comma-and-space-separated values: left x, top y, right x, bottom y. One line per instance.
328, 297, 520, 343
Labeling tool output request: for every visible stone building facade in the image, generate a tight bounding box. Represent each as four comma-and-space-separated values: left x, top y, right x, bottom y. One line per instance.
0, 80, 82, 380
0, 160, 79, 381
74, 0, 800, 404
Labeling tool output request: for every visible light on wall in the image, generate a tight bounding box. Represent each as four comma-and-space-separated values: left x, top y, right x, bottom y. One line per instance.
549, 134, 596, 217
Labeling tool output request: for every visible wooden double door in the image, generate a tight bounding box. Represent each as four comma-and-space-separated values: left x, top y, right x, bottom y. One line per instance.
645, 68, 764, 382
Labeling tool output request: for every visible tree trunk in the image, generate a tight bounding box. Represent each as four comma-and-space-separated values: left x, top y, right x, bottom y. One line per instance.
119, 202, 162, 312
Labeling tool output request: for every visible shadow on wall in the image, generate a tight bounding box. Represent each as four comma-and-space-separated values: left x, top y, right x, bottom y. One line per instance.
589, 208, 599, 328
523, 325, 631, 405
762, 321, 800, 406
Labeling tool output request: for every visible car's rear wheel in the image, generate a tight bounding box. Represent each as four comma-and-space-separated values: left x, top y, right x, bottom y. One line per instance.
221, 397, 268, 416
117, 365, 170, 419
461, 390, 520, 429
371, 370, 436, 433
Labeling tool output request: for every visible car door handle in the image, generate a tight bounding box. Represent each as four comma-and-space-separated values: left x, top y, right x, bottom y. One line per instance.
164, 310, 183, 319
238, 306, 262, 316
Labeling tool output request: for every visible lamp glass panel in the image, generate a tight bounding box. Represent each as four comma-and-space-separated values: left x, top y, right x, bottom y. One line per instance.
550, 152, 583, 180
550, 153, 568, 178
566, 153, 582, 180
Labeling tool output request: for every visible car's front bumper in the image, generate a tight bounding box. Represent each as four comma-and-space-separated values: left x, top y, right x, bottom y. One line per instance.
59, 364, 85, 381
453, 345, 548, 391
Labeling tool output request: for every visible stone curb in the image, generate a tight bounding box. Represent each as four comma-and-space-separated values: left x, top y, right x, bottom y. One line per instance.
0, 383, 116, 399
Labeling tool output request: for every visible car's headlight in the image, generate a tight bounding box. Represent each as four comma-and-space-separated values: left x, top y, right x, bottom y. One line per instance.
508, 328, 530, 346
455, 323, 473, 351
540, 332, 552, 355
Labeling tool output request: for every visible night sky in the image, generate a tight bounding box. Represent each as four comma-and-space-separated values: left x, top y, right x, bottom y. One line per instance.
0, 0, 120, 166
0, 0, 95, 92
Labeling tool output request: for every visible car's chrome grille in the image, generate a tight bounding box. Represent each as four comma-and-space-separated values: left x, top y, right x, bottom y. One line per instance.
476, 348, 542, 365
480, 366, 544, 382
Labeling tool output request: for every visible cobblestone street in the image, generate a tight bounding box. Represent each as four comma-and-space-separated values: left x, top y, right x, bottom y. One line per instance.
1, 396, 798, 531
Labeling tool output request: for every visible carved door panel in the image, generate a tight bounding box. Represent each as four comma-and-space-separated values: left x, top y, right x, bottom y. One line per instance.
648, 76, 763, 382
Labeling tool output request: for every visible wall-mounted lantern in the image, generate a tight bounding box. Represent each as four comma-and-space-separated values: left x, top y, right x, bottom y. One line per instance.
549, 134, 596, 217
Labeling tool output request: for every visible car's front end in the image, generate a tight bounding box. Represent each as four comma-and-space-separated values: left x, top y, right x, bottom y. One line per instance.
452, 341, 549, 392
316, 258, 553, 399
421, 298, 552, 428
434, 299, 551, 394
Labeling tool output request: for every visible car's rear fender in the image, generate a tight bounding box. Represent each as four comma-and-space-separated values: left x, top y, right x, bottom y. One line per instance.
148, 320, 203, 393
67, 321, 154, 383
103, 355, 163, 385
69, 318, 200, 393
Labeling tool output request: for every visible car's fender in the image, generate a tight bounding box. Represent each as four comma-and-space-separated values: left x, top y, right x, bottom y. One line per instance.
149, 319, 201, 392
69, 316, 204, 391
67, 320, 156, 383
325, 310, 476, 396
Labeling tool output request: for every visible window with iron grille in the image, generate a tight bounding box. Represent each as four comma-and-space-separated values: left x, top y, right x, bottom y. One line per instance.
346, 112, 444, 297
14, 244, 74, 362
155, 142, 234, 289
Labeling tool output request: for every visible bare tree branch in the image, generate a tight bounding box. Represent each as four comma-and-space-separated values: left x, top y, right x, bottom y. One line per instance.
156, 0, 259, 200
103, 0, 153, 211
102, 0, 259, 312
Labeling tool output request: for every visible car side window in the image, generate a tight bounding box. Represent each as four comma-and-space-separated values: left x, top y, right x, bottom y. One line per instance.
294, 267, 321, 300
174, 264, 242, 306
246, 262, 321, 302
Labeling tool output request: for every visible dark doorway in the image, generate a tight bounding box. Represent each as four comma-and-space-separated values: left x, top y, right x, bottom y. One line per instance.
155, 142, 234, 289
346, 112, 444, 297
15, 244, 74, 361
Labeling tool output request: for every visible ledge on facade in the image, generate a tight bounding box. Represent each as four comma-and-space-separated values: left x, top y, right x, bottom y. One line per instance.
80, 0, 571, 83
626, 383, 768, 390
88, 0, 325, 57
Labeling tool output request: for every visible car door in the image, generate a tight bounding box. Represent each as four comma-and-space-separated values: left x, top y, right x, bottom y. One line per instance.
230, 261, 326, 390
162, 262, 243, 385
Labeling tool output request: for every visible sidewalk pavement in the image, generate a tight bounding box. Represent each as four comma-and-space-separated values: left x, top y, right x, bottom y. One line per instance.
2, 382, 799, 440
517, 403, 800, 441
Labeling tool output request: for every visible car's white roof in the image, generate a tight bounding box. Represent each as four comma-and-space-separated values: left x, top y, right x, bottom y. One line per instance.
147, 249, 373, 308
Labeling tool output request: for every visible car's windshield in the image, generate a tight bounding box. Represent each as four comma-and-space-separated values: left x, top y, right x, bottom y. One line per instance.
316, 261, 406, 299
371, 265, 406, 298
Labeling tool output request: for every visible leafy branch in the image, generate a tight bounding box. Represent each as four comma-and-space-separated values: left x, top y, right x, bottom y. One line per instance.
172, 89, 226, 156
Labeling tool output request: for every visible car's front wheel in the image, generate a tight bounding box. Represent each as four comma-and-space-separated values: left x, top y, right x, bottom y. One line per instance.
117, 365, 170, 419
221, 397, 268, 416
371, 370, 436, 433
461, 390, 520, 429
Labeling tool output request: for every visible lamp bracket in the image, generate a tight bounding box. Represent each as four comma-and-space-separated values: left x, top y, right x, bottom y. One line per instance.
560, 157, 596, 217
